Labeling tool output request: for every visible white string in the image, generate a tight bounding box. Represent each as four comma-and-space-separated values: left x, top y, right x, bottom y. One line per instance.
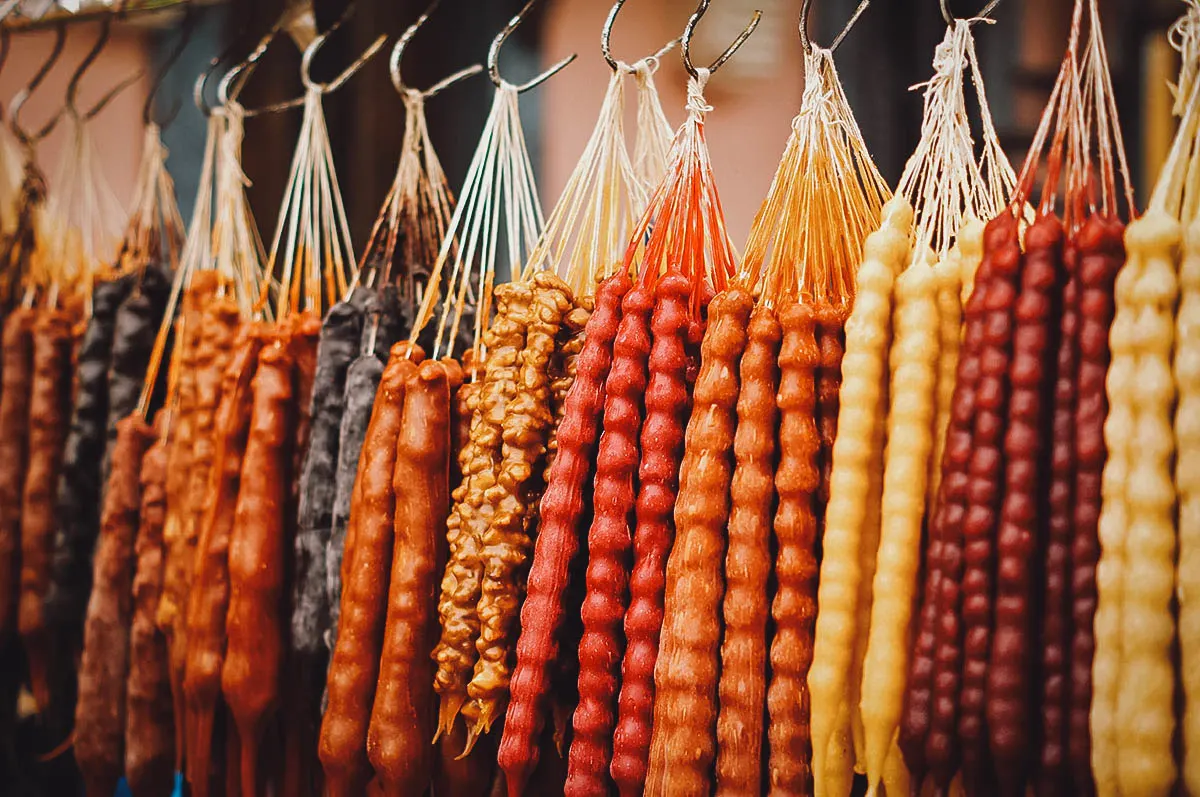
895, 18, 1016, 261
686, 67, 713, 118
262, 83, 358, 320
413, 81, 549, 361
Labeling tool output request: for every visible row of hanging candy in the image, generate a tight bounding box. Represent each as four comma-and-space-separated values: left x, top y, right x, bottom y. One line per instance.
0, 5, 426, 796
25, 0, 683, 794
809, 3, 1200, 797
0, 8, 190, 795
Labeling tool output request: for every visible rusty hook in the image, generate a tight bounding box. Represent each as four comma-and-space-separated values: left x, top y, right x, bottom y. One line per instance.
143, 2, 200, 128
488, 0, 576, 93
300, 6, 386, 95
10, 21, 67, 148
800, 0, 870, 55
391, 0, 482, 98
682, 0, 761, 79
65, 4, 145, 122
602, 0, 679, 73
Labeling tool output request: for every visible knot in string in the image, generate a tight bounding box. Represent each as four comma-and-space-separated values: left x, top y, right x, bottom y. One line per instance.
403, 87, 425, 115
686, 67, 712, 117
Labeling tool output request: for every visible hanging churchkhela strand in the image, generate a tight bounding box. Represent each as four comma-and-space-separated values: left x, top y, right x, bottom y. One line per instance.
723, 6, 890, 796
179, 87, 270, 797
21, 65, 133, 733
66, 43, 181, 797
498, 4, 676, 794
830, 7, 1017, 797
586, 4, 753, 797
218, 26, 382, 797
303, 10, 479, 797
403, 10, 574, 794
1171, 6, 1200, 795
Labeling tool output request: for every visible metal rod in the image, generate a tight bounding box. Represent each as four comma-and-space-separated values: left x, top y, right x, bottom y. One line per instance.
2, 0, 223, 32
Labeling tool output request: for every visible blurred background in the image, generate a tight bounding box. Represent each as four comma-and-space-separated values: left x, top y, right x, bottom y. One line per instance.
0, 0, 1184, 252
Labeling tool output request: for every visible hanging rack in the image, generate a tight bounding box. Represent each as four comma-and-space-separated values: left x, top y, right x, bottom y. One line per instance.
391, 0, 481, 99
141, 0, 198, 127
601, 0, 679, 74
799, 0, 870, 55
2, 0, 225, 31
488, 0, 576, 93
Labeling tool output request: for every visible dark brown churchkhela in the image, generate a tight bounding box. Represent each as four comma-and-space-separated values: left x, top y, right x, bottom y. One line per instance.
75, 416, 155, 797
367, 360, 452, 796
223, 333, 297, 797
321, 346, 421, 797
18, 309, 73, 712
125, 412, 174, 797
184, 329, 263, 797
45, 277, 131, 656
0, 310, 35, 654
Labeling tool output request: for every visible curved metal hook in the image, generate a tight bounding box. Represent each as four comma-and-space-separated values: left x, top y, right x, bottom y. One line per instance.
488, 0, 576, 93
391, 0, 483, 98
682, 0, 761, 79
300, 15, 386, 94
193, 27, 251, 116
215, 17, 287, 107
602, 0, 679, 73
800, 0, 870, 55
940, 0, 1002, 25
143, 2, 199, 128
10, 22, 67, 147
65, 7, 145, 122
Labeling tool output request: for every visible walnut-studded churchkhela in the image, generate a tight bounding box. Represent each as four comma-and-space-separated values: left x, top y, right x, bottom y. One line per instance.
0, 309, 35, 708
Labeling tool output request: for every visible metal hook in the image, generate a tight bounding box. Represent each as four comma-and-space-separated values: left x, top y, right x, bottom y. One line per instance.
488, 0, 576, 93
10, 21, 67, 147
391, 0, 483, 98
215, 16, 288, 107
940, 0, 1002, 26
682, 0, 762, 79
602, 0, 680, 73
300, 9, 386, 94
143, 2, 199, 128
193, 27, 252, 116
65, 6, 145, 122
800, 0, 870, 55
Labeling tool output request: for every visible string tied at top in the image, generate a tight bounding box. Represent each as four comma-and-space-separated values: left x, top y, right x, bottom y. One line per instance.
686, 67, 713, 117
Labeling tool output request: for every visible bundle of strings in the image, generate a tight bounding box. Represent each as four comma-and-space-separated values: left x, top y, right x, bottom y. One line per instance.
414, 79, 547, 362
357, 84, 458, 350
735, 36, 889, 797
117, 123, 185, 276
742, 45, 888, 305
0, 119, 24, 243
262, 85, 357, 321
35, 111, 127, 307
622, 66, 738, 314
523, 44, 674, 296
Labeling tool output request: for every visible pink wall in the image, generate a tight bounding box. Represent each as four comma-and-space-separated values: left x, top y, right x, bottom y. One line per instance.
0, 24, 150, 208
539, 0, 806, 246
